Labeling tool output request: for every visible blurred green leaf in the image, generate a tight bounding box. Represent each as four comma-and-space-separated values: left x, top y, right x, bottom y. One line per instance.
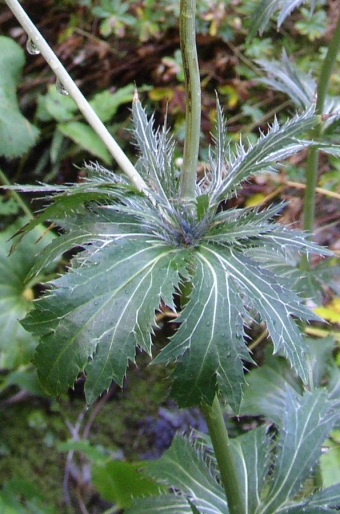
89, 84, 134, 122
39, 85, 77, 123
0, 218, 55, 369
320, 430, 340, 488
58, 121, 111, 164
0, 479, 55, 514
91, 460, 161, 508
0, 36, 39, 159
58, 440, 107, 463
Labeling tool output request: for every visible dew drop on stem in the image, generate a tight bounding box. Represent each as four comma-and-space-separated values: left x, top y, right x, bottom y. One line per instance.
26, 38, 40, 55
55, 78, 69, 96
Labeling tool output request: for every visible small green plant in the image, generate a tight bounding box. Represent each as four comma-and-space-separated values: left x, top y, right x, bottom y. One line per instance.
3, 0, 340, 512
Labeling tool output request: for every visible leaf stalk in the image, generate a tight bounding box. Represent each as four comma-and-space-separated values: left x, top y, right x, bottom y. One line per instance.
201, 396, 246, 514
179, 0, 201, 204
4, 0, 148, 194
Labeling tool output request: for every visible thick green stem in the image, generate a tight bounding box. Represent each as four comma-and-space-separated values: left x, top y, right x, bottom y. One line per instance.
5, 0, 148, 194
201, 396, 245, 514
179, 0, 201, 203
301, 10, 340, 270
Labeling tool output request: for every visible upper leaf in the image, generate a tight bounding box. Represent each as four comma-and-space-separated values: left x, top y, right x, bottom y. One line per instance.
207, 106, 318, 208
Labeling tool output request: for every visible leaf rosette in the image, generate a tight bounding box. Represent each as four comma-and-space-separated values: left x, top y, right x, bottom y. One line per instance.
19, 98, 330, 410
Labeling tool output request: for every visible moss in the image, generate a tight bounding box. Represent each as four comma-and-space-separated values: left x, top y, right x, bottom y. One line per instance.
0, 353, 170, 512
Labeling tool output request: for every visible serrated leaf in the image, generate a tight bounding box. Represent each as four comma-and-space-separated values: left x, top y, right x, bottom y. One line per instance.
209, 107, 318, 206
28, 239, 187, 403
0, 36, 39, 159
201, 247, 315, 384
17, 102, 329, 409
257, 51, 315, 109
248, 0, 316, 36
155, 247, 248, 412
258, 389, 337, 514
141, 436, 228, 514
132, 95, 177, 204
58, 122, 111, 164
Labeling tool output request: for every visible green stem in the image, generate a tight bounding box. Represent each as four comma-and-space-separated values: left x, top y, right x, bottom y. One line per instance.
4, 0, 148, 194
179, 0, 201, 203
0, 168, 33, 218
201, 396, 245, 514
301, 10, 340, 269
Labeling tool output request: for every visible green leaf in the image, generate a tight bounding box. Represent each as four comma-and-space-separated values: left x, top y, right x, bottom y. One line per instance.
58, 122, 111, 164
89, 84, 134, 122
0, 219, 54, 369
18, 103, 328, 408
209, 107, 318, 206
205, 247, 314, 383
57, 440, 106, 463
40, 85, 77, 122
248, 0, 317, 36
141, 436, 228, 514
229, 428, 270, 513
91, 460, 161, 508
127, 495, 193, 513
0, 36, 39, 159
258, 389, 337, 514
0, 479, 55, 514
257, 51, 315, 110
305, 484, 340, 509
28, 239, 187, 403
240, 353, 302, 425
132, 95, 177, 204
156, 247, 248, 411
240, 338, 337, 424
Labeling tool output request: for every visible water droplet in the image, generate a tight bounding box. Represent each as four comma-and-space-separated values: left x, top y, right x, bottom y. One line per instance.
55, 78, 69, 96
26, 38, 40, 55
